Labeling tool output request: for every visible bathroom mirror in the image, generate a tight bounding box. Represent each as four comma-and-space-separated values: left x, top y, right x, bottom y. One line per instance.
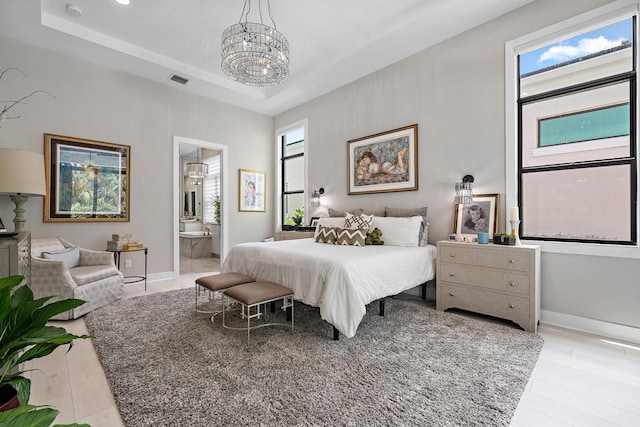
181, 148, 203, 219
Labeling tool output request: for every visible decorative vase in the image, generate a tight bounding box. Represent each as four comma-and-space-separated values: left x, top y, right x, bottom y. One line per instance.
0, 384, 20, 412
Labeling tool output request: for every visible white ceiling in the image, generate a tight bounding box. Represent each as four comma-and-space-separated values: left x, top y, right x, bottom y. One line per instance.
0, 0, 533, 116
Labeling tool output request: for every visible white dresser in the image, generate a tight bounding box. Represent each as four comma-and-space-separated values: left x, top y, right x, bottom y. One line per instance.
436, 240, 540, 332
0, 232, 31, 285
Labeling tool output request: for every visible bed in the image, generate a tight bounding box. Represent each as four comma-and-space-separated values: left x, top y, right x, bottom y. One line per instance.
222, 214, 436, 338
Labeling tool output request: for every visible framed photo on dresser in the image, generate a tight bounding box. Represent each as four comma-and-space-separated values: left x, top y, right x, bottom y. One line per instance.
454, 193, 499, 239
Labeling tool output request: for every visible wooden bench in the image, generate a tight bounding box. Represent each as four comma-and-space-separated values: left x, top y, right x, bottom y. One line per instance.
222, 281, 294, 347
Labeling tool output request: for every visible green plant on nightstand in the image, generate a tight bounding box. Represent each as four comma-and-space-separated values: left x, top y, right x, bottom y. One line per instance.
285, 207, 305, 227
0, 274, 91, 426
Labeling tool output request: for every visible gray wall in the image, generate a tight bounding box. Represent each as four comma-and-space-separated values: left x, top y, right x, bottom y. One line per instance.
275, 0, 640, 331
0, 36, 275, 276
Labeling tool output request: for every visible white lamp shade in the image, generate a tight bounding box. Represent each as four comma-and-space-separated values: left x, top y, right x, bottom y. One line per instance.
187, 162, 208, 179
0, 148, 47, 196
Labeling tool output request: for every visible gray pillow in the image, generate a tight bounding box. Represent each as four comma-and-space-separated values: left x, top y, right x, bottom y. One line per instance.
360, 208, 385, 217
41, 246, 80, 269
385, 206, 429, 246
328, 208, 363, 217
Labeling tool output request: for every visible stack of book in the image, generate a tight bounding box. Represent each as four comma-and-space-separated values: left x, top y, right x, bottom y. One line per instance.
107, 234, 142, 251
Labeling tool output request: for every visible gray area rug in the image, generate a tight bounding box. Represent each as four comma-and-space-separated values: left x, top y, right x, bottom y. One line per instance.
84, 288, 543, 426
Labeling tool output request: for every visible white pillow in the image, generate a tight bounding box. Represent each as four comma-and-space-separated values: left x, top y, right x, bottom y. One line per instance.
371, 216, 422, 247
344, 212, 373, 231
41, 246, 80, 269
314, 217, 347, 239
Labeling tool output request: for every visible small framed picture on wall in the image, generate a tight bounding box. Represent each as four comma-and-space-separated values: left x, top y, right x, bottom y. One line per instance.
239, 169, 266, 212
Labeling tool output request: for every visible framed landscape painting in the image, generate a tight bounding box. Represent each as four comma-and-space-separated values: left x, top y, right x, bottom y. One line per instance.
347, 124, 418, 195
454, 193, 500, 239
44, 134, 130, 222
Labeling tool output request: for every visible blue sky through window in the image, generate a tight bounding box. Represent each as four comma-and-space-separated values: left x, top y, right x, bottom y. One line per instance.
520, 18, 633, 75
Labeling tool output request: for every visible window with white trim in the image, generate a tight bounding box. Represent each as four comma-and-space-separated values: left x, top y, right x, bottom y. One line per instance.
516, 15, 637, 245
279, 126, 306, 227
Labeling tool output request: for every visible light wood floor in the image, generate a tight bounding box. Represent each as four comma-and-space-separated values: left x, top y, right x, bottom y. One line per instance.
26, 259, 640, 426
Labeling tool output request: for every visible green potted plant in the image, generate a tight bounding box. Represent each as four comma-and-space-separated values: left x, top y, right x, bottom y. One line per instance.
0, 274, 91, 425
292, 207, 304, 229
284, 207, 305, 230
212, 195, 221, 224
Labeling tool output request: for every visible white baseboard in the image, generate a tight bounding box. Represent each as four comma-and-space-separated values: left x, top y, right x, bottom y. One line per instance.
541, 309, 640, 344
147, 271, 175, 282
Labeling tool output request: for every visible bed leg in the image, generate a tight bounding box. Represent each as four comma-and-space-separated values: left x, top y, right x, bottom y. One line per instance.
333, 326, 340, 341
422, 282, 427, 300
379, 298, 385, 316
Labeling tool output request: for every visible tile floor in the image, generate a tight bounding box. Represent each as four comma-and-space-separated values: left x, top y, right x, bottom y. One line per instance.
26, 259, 640, 426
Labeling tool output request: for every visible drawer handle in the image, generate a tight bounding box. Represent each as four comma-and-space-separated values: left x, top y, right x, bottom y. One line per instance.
508, 259, 515, 264
449, 292, 455, 296
449, 253, 455, 257
509, 304, 515, 309
509, 282, 515, 286
449, 273, 455, 277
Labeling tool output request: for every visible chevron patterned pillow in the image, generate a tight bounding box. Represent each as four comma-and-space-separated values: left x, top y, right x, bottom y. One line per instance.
335, 227, 367, 246
344, 212, 373, 230
315, 225, 337, 244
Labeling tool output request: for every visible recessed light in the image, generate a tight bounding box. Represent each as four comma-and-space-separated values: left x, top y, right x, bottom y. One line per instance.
115, 0, 130, 5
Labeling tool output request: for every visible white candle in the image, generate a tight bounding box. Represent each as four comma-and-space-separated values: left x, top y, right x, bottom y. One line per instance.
510, 206, 519, 222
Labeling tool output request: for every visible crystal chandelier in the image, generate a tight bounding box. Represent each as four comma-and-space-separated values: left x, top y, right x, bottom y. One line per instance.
187, 148, 208, 180
221, 0, 290, 87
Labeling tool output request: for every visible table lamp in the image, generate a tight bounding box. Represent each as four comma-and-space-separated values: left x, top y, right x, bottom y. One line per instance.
0, 148, 47, 232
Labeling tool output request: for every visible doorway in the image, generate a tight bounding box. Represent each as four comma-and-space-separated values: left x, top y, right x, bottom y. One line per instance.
173, 136, 229, 277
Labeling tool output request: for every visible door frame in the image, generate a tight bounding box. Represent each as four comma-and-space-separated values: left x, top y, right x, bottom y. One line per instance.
173, 135, 229, 277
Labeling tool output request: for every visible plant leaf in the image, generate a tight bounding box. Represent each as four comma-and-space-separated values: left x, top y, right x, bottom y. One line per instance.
0, 404, 58, 427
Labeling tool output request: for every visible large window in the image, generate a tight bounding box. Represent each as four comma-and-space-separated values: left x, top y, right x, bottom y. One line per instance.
278, 124, 306, 227
516, 16, 637, 245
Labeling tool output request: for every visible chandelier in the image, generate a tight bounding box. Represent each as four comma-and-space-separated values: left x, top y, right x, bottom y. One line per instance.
187, 148, 208, 180
221, 0, 290, 87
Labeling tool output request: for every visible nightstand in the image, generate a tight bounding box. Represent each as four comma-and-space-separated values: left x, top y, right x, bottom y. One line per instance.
275, 231, 315, 241
436, 240, 540, 332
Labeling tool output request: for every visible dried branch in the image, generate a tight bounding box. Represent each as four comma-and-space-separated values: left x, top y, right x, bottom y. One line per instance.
0, 67, 56, 126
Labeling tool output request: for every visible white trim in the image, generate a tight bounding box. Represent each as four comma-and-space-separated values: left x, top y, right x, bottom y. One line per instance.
542, 309, 640, 344
144, 271, 175, 283
510, 2, 639, 55
524, 239, 640, 258
505, 1, 640, 258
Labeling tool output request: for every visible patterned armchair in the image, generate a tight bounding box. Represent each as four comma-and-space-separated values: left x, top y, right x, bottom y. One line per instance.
30, 237, 124, 320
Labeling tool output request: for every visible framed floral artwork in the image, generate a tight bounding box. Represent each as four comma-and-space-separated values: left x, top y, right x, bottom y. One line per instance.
347, 124, 418, 195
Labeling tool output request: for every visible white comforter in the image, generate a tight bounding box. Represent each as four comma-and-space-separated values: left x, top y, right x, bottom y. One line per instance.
222, 239, 436, 338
